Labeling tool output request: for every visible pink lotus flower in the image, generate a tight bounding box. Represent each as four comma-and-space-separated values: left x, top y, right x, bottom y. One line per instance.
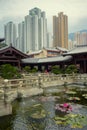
63, 103, 69, 108
55, 103, 72, 113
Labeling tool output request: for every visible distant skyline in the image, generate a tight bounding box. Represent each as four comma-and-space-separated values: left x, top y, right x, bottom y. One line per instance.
0, 0, 87, 37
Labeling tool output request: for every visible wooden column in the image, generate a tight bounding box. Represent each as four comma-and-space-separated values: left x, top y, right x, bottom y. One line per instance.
18, 61, 21, 70
38, 64, 42, 71
83, 60, 86, 73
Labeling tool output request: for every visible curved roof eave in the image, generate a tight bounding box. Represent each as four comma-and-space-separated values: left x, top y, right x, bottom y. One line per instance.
21, 55, 72, 64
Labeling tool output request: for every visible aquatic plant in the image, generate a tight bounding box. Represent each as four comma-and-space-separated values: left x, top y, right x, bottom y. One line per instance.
82, 94, 87, 99
68, 97, 80, 101
28, 104, 47, 120
55, 103, 83, 114
65, 90, 76, 94
54, 113, 87, 128
55, 103, 72, 113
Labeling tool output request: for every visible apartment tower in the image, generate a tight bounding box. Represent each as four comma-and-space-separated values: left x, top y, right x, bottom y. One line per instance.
74, 32, 87, 45
53, 12, 68, 49
24, 7, 47, 52
4, 22, 17, 47
17, 21, 25, 52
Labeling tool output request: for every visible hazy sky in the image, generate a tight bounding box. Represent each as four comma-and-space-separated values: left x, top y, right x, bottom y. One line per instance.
0, 0, 87, 37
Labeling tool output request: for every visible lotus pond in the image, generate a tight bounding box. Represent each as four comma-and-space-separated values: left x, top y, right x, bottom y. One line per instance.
0, 84, 87, 130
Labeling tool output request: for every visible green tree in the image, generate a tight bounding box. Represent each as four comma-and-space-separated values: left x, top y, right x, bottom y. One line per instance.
23, 66, 31, 73
31, 67, 38, 73
23, 66, 38, 73
65, 65, 77, 74
0, 64, 21, 79
51, 65, 62, 74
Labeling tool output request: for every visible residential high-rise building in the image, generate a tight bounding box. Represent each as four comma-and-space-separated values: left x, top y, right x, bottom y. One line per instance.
4, 8, 48, 53
74, 32, 81, 45
68, 39, 74, 50
53, 12, 68, 49
4, 22, 17, 47
47, 32, 53, 48
81, 32, 87, 45
74, 32, 87, 45
17, 21, 25, 52
24, 7, 47, 52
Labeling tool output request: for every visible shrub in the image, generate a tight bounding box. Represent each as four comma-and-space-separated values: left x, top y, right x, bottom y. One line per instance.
65, 65, 77, 74
31, 68, 38, 73
51, 65, 62, 74
0, 64, 21, 79
23, 66, 38, 73
23, 66, 31, 73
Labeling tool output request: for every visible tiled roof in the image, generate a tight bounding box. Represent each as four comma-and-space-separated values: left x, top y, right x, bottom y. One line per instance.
27, 50, 42, 55
45, 47, 60, 52
65, 45, 87, 55
0, 45, 28, 57
21, 55, 72, 64
56, 46, 68, 52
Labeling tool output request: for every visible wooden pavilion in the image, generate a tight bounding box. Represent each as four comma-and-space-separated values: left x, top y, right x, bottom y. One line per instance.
0, 45, 29, 69
0, 44, 87, 73
63, 45, 87, 73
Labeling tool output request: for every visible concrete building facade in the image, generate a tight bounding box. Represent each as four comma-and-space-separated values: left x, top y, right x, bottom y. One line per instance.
53, 12, 68, 49
4, 22, 17, 47
74, 32, 87, 45
24, 7, 48, 53
17, 21, 25, 52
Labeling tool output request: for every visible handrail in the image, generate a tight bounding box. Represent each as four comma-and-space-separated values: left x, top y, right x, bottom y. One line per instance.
0, 74, 87, 90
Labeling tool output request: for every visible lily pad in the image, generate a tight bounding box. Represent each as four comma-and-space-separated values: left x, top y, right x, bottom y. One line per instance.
65, 91, 76, 94
79, 88, 87, 91
84, 96, 87, 99
82, 94, 87, 99
66, 114, 87, 128
28, 103, 47, 120
82, 94, 87, 97
54, 113, 87, 128
68, 97, 80, 101
30, 110, 46, 119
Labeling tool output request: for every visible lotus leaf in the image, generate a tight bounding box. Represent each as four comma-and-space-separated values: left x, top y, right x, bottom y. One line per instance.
68, 97, 80, 101
65, 91, 76, 94
67, 113, 77, 118
30, 110, 46, 119
80, 88, 87, 91
33, 103, 42, 107
55, 120, 63, 125
71, 124, 83, 128
82, 94, 87, 97
66, 114, 87, 128
29, 103, 47, 119
54, 116, 68, 121
54, 113, 87, 128
84, 96, 87, 99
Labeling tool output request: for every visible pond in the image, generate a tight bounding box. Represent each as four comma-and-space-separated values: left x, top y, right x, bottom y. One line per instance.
0, 84, 87, 130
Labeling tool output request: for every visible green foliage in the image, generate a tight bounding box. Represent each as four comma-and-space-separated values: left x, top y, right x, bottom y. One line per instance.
51, 65, 62, 74
54, 114, 87, 128
0, 64, 21, 79
31, 67, 38, 73
23, 66, 31, 73
51, 64, 78, 74
23, 66, 38, 73
65, 65, 77, 74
